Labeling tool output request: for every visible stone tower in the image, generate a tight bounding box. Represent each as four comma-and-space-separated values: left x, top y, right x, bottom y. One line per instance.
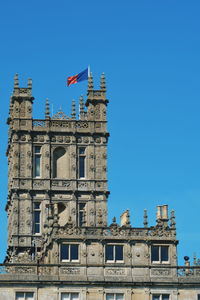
6, 73, 109, 262
2, 73, 194, 300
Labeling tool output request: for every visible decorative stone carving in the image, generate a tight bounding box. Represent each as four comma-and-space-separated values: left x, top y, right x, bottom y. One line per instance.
60, 267, 80, 275
105, 268, 126, 275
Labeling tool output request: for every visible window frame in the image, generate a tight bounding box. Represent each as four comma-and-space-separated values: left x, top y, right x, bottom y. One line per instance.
105, 244, 124, 263
152, 294, 170, 300
15, 291, 34, 300
78, 147, 86, 179
151, 245, 169, 264
105, 293, 124, 300
33, 145, 42, 178
60, 292, 79, 300
78, 203, 86, 227
60, 244, 79, 262
33, 202, 41, 235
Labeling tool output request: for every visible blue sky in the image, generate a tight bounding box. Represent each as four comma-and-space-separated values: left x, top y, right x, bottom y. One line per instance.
0, 0, 200, 264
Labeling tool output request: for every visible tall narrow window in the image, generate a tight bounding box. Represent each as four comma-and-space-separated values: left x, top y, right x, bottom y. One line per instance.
79, 147, 86, 178
34, 146, 41, 177
78, 203, 86, 226
33, 202, 41, 234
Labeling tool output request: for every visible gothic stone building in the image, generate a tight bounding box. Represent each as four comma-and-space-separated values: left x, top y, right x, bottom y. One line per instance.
0, 74, 200, 300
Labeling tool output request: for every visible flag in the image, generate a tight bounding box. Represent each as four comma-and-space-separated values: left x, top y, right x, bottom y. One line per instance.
67, 68, 89, 86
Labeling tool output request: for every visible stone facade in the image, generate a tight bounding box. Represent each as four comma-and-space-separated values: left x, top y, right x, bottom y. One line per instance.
0, 74, 200, 300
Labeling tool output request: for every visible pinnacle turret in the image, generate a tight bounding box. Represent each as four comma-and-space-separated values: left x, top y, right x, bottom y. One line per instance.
100, 72, 106, 91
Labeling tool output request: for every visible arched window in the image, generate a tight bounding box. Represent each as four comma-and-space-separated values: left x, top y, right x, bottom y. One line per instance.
53, 147, 68, 178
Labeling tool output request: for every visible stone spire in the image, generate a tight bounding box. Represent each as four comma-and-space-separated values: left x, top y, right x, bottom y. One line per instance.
45, 98, 50, 119
79, 95, 84, 119
143, 209, 148, 228
100, 72, 106, 91
88, 72, 93, 91
71, 99, 76, 119
14, 73, 19, 89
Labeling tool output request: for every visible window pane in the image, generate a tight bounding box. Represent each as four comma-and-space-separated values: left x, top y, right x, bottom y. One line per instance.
115, 246, 123, 261
79, 211, 84, 226
61, 244, 69, 260
35, 155, 41, 177
152, 295, 160, 300
162, 295, 169, 300
79, 148, 85, 154
61, 294, 70, 300
71, 245, 79, 260
16, 293, 24, 300
198, 295, 200, 300
106, 294, 114, 300
26, 293, 34, 300
151, 246, 159, 261
116, 294, 124, 300
35, 146, 41, 153
79, 156, 85, 178
106, 245, 114, 261
34, 203, 40, 209
161, 246, 169, 262
34, 223, 40, 234
71, 293, 79, 300
34, 211, 40, 223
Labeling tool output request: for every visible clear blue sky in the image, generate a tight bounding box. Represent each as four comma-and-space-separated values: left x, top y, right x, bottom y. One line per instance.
0, 0, 200, 264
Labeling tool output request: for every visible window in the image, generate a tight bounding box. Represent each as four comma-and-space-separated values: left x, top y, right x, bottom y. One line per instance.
16, 292, 34, 300
106, 293, 124, 300
151, 245, 169, 263
198, 295, 200, 300
33, 146, 41, 177
78, 203, 86, 226
152, 295, 169, 300
61, 244, 79, 262
105, 245, 123, 262
33, 203, 41, 234
61, 293, 79, 300
78, 147, 86, 178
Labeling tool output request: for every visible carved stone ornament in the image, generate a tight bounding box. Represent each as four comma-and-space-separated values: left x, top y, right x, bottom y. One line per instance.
27, 151, 31, 157
52, 110, 69, 120
95, 137, 101, 143
83, 137, 89, 143
65, 136, 71, 143
14, 150, 19, 157
45, 151, 50, 157
71, 208, 76, 215
20, 135, 26, 141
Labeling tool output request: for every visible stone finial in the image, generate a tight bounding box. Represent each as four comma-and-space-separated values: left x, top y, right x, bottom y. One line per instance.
88, 72, 93, 90
194, 252, 197, 265
79, 95, 84, 119
27, 78, 32, 89
14, 74, 19, 89
170, 209, 176, 229
45, 98, 50, 119
100, 72, 106, 91
120, 210, 130, 227
143, 209, 148, 228
71, 99, 76, 119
